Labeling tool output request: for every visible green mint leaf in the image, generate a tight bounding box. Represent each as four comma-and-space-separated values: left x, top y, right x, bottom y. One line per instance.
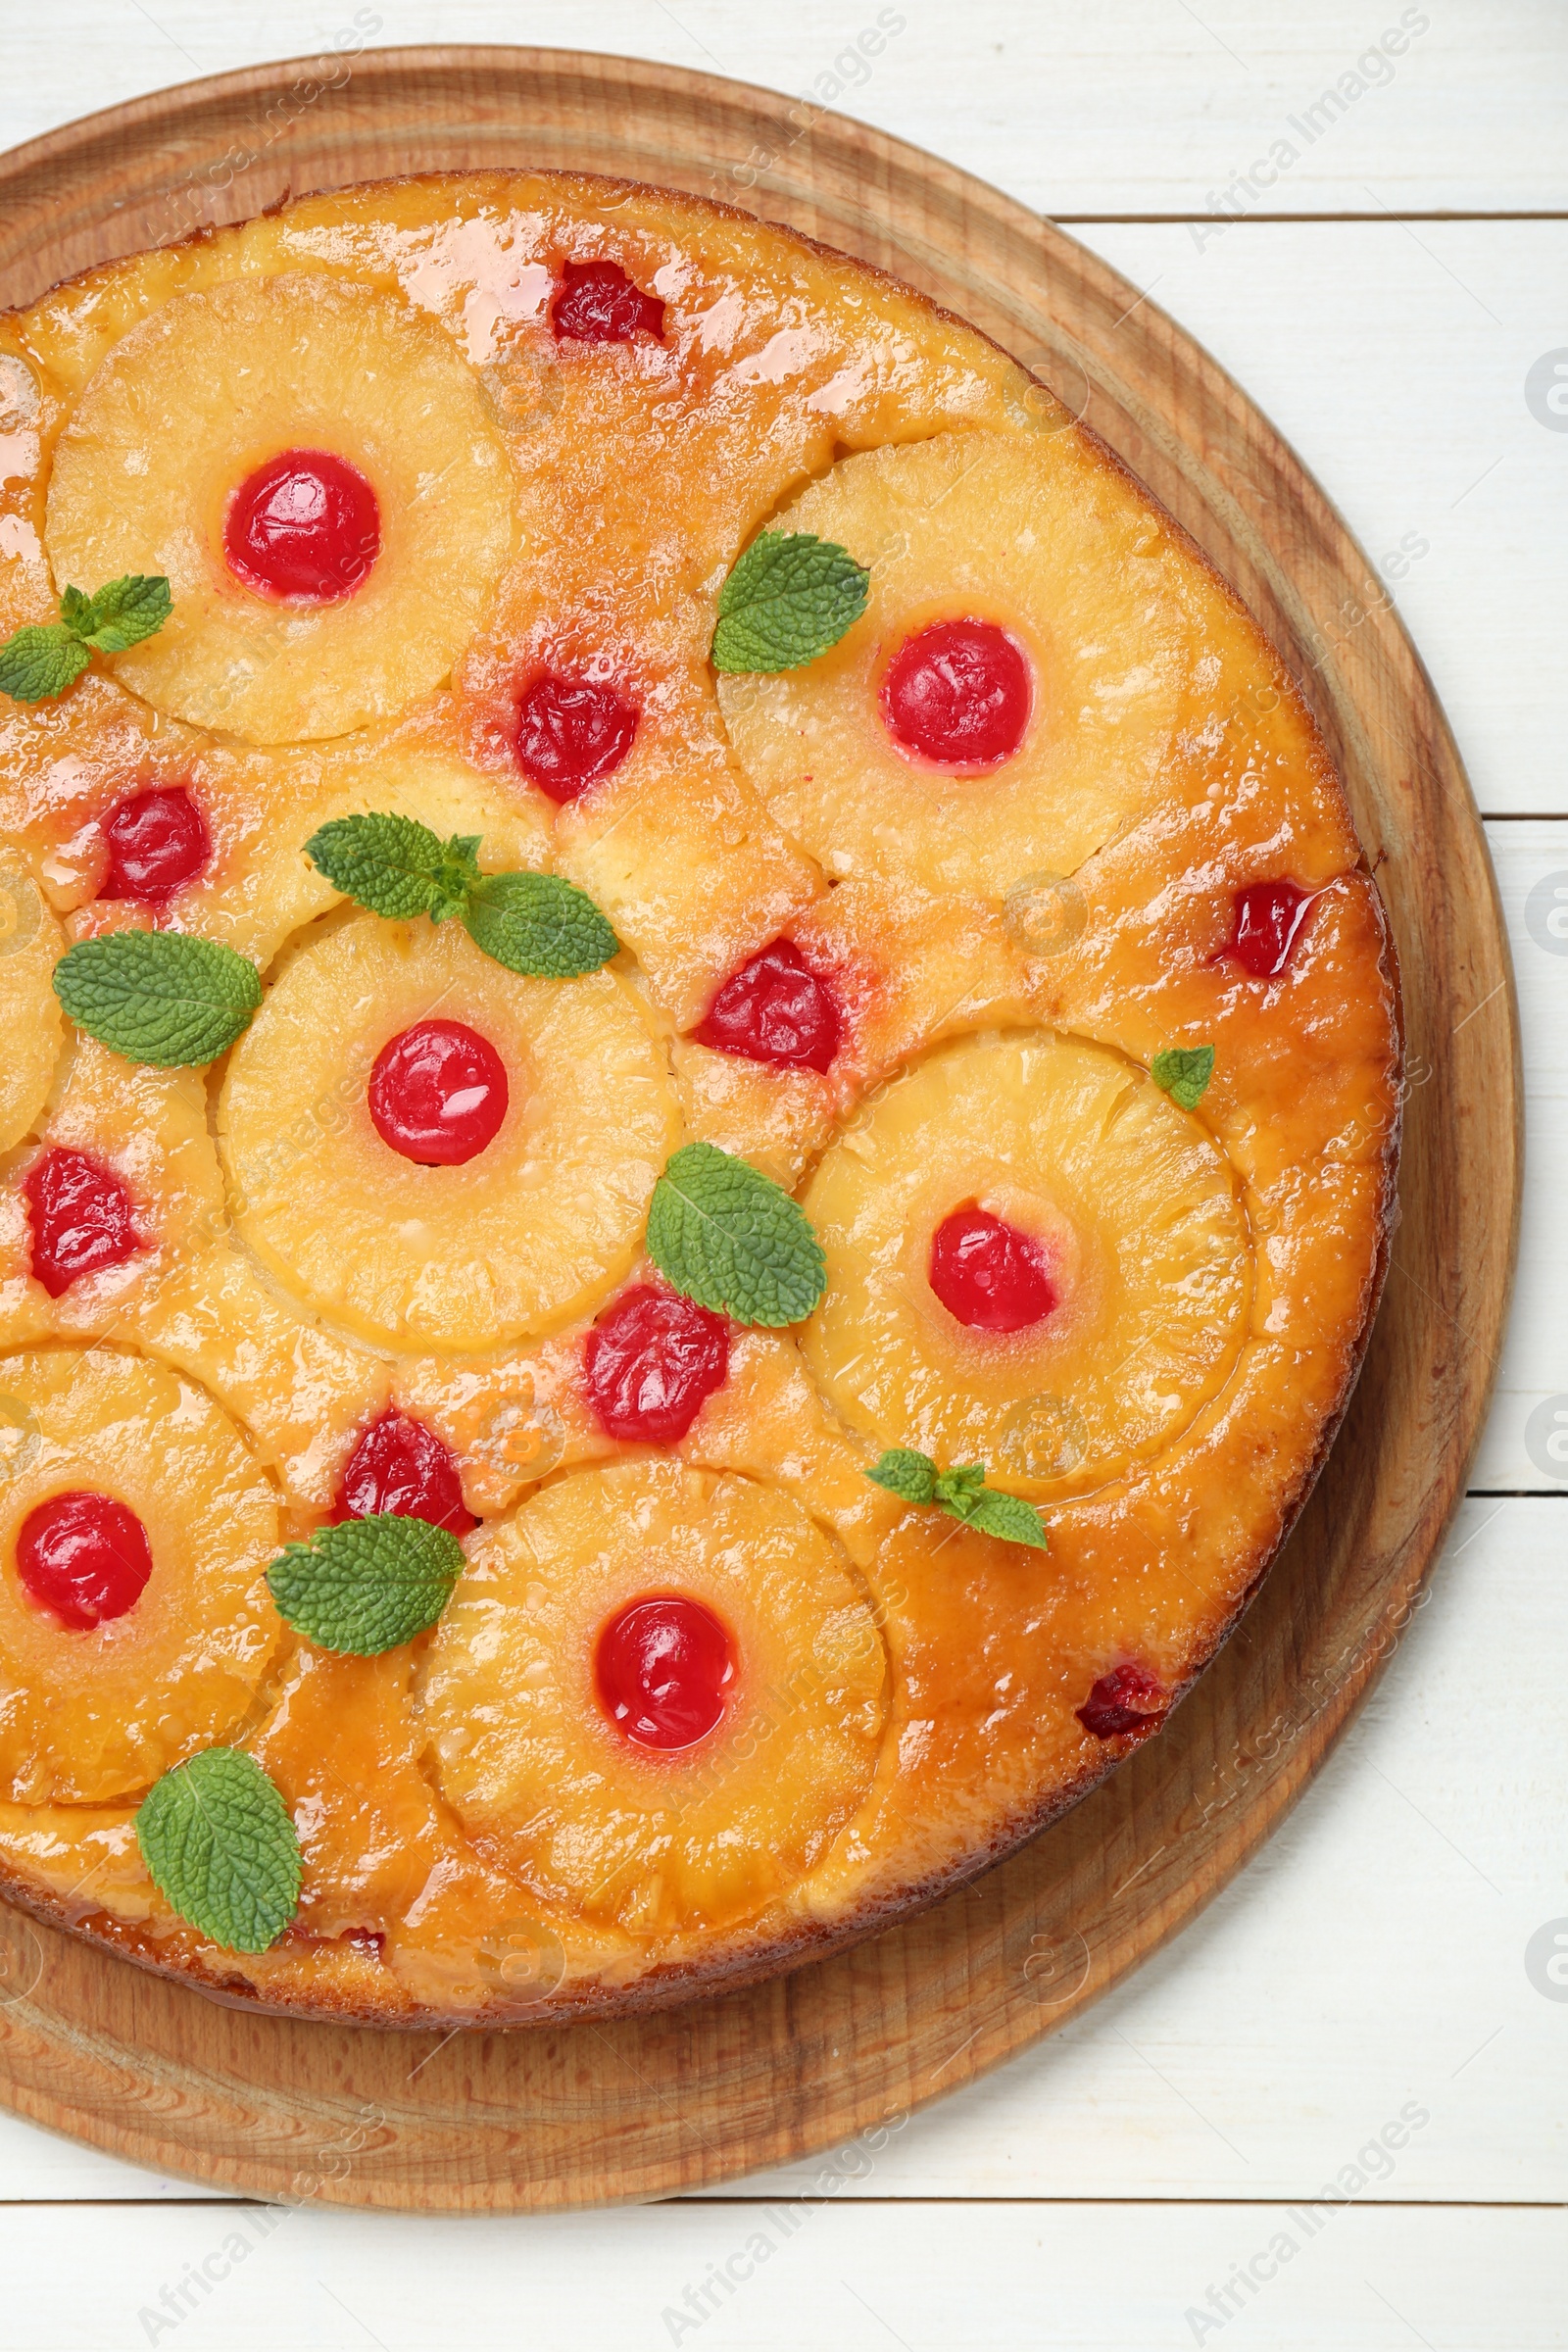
865, 1447, 938, 1504
711, 531, 869, 673
0, 623, 92, 704
645, 1141, 826, 1327
267, 1511, 466, 1655
72, 572, 173, 653
304, 811, 477, 922
1151, 1044, 1216, 1112
954, 1485, 1051, 1550
0, 572, 172, 704
464, 870, 619, 978
932, 1462, 989, 1515
865, 1453, 1050, 1550
54, 931, 262, 1066
134, 1747, 301, 1952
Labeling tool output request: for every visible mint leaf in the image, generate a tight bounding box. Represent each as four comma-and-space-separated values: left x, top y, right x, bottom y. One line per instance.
1151, 1044, 1216, 1112
945, 1482, 1051, 1550
866, 1447, 939, 1504
646, 1141, 826, 1327
70, 572, 172, 653
464, 871, 619, 977
267, 1512, 465, 1655
864, 1451, 1050, 1550
135, 1747, 300, 1952
0, 573, 172, 704
304, 812, 481, 923
304, 814, 618, 976
54, 931, 262, 1066
0, 624, 91, 704
712, 531, 869, 673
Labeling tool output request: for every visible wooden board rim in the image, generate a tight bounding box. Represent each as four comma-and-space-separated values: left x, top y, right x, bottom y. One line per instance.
0, 45, 1520, 2212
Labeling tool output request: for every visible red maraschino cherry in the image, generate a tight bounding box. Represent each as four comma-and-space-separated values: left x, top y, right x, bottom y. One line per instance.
23, 1149, 141, 1298
514, 672, 640, 803
329, 1409, 475, 1535
1077, 1662, 1168, 1741
223, 448, 381, 603
1225, 880, 1315, 978
368, 1022, 509, 1167
16, 1491, 153, 1629
693, 938, 842, 1074
881, 618, 1032, 768
928, 1206, 1057, 1334
585, 1287, 730, 1444
595, 1593, 735, 1749
97, 785, 210, 903
551, 260, 666, 344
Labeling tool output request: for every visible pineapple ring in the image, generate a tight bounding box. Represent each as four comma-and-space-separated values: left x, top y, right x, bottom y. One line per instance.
802, 1030, 1251, 1497
716, 430, 1203, 898
0, 1347, 281, 1803
43, 273, 517, 744
0, 862, 63, 1154
422, 1461, 889, 1936
219, 912, 679, 1354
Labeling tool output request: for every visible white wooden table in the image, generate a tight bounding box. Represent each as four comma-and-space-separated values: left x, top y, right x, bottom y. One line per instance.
2, 7, 1564, 2345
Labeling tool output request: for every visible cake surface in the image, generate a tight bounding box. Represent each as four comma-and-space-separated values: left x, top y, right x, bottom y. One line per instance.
0, 172, 1399, 2023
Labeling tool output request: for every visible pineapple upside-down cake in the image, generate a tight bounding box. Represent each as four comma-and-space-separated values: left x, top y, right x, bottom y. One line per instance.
0, 173, 1398, 2022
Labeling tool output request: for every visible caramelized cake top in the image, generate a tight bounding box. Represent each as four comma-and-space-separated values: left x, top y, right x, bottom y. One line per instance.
0, 174, 1398, 2023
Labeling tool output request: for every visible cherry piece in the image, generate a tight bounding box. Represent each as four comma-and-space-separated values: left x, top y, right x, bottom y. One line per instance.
694, 938, 842, 1074
1225, 880, 1315, 978
881, 618, 1032, 769
368, 1021, 509, 1167
551, 260, 666, 345
223, 448, 381, 604
329, 1409, 475, 1536
97, 786, 210, 903
1077, 1661, 1169, 1741
16, 1491, 153, 1630
585, 1286, 730, 1445
595, 1593, 735, 1750
24, 1149, 141, 1298
514, 672, 639, 804
928, 1206, 1057, 1334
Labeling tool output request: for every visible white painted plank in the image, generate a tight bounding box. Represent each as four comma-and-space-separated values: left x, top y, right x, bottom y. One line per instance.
1072, 223, 1568, 819
1472, 822, 1568, 1487
1, 2196, 1559, 2352
1, 2, 1564, 220
0, 1494, 1557, 2206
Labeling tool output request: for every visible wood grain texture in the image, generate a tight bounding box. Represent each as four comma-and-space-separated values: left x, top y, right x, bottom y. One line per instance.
0, 48, 1519, 2212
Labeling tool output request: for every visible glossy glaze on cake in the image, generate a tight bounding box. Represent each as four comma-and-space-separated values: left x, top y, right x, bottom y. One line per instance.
0, 173, 1399, 2023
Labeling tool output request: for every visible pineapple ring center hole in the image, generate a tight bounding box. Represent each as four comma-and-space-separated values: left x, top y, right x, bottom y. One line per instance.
594, 1592, 737, 1751
223, 447, 381, 605
879, 616, 1033, 770
16, 1490, 152, 1630
368, 1020, 510, 1167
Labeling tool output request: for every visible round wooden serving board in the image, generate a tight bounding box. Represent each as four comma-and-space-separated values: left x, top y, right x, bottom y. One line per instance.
0, 48, 1519, 2212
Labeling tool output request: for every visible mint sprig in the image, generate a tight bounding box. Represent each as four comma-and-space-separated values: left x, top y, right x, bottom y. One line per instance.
0, 573, 172, 704
1150, 1045, 1216, 1111
54, 930, 262, 1066
645, 1141, 826, 1327
304, 813, 618, 979
711, 531, 869, 673
865, 1447, 1050, 1551
267, 1512, 466, 1655
135, 1747, 301, 1952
